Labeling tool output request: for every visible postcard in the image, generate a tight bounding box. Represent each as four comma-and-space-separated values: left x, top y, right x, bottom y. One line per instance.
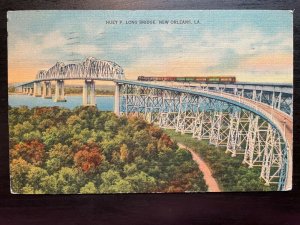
8, 10, 293, 193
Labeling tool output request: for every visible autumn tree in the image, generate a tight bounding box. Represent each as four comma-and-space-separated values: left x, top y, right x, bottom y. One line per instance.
10, 140, 45, 166
74, 144, 104, 173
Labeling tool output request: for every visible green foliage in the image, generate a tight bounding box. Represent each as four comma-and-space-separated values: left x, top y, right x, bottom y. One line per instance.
164, 129, 277, 191
80, 182, 98, 194
9, 106, 208, 193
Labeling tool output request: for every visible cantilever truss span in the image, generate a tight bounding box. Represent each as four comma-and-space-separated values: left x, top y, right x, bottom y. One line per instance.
115, 80, 292, 191
35, 57, 125, 81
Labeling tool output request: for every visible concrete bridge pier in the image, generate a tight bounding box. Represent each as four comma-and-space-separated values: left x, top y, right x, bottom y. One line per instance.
28, 87, 34, 95
42, 81, 52, 99
34, 82, 42, 97
83, 80, 96, 106
114, 84, 120, 116
54, 80, 66, 102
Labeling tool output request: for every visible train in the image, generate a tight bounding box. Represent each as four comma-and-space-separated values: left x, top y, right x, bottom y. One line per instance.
137, 76, 236, 83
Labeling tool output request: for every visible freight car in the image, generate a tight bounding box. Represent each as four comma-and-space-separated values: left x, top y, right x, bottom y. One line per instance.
137, 76, 236, 83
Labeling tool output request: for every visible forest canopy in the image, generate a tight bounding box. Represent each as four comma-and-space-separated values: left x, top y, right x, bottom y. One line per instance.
9, 106, 207, 194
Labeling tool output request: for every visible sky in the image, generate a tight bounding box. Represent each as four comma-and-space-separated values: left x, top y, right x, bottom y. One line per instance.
8, 10, 293, 84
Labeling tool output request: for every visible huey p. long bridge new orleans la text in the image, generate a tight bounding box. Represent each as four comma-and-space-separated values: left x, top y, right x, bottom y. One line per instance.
14, 57, 293, 191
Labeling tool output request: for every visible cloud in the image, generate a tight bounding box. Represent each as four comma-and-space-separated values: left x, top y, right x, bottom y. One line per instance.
241, 53, 292, 72
71, 44, 102, 56
112, 34, 153, 52
42, 31, 68, 49
113, 42, 133, 51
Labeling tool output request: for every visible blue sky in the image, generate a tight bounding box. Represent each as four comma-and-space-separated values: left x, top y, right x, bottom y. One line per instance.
8, 10, 293, 83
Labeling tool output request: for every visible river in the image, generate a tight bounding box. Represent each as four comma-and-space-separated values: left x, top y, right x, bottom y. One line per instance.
8, 94, 114, 111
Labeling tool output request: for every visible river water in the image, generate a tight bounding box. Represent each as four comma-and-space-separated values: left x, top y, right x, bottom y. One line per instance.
8, 94, 114, 111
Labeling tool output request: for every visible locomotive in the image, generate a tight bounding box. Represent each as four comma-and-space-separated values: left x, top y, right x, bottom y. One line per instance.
137, 76, 236, 83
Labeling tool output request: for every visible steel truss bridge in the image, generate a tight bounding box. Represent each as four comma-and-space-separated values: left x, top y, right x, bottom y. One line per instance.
14, 58, 292, 191
15, 57, 124, 105
114, 80, 292, 191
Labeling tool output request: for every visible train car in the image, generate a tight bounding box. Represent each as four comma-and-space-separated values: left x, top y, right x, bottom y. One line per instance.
207, 77, 221, 83
175, 77, 186, 82
164, 77, 176, 81
195, 77, 207, 82
137, 76, 236, 83
219, 76, 236, 83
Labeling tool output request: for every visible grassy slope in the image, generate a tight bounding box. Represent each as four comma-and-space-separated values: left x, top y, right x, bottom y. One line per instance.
164, 129, 277, 192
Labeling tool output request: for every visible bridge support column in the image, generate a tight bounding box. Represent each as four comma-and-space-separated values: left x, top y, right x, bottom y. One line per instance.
271, 91, 275, 108
42, 81, 52, 99
252, 90, 256, 101
29, 88, 34, 95
83, 80, 96, 106
277, 92, 282, 110
114, 84, 120, 116
54, 80, 66, 102
34, 82, 42, 97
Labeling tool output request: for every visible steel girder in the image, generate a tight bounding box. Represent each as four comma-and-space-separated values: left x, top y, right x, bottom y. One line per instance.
118, 83, 289, 190
35, 57, 124, 81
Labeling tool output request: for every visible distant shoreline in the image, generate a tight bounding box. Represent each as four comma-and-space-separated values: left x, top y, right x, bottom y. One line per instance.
8, 92, 114, 97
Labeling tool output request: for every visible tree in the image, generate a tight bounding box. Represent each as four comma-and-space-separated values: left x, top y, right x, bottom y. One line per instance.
41, 175, 58, 194
125, 171, 156, 192
11, 140, 45, 166
10, 158, 31, 193
45, 158, 61, 174
12, 121, 34, 142
48, 143, 74, 167
104, 119, 119, 134
80, 182, 97, 194
26, 166, 48, 192
73, 128, 93, 143
57, 167, 85, 194
74, 144, 104, 173
38, 118, 54, 130
120, 144, 129, 162
146, 143, 156, 155
148, 125, 162, 139
23, 130, 42, 141
99, 170, 133, 193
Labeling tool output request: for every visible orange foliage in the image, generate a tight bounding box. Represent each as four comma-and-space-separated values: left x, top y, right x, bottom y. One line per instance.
159, 134, 174, 148
34, 107, 59, 116
74, 144, 104, 173
120, 144, 129, 161
11, 140, 45, 165
148, 126, 162, 139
